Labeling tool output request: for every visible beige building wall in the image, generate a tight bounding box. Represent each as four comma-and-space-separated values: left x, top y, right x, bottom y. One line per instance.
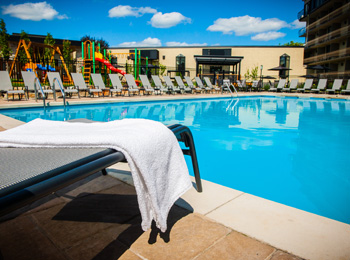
108, 46, 305, 81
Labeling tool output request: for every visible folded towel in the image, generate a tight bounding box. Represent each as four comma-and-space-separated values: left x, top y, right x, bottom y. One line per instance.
0, 118, 192, 232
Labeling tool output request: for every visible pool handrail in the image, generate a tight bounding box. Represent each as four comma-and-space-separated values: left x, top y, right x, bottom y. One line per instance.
33, 77, 46, 108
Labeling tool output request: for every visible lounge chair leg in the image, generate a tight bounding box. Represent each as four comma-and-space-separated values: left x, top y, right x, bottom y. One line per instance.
101, 168, 108, 175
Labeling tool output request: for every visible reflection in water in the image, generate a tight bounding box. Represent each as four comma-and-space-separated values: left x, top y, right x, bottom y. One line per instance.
1, 97, 350, 223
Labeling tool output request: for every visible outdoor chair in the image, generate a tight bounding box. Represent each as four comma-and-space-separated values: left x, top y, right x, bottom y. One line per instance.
297, 79, 314, 93
282, 79, 299, 92
204, 77, 221, 93
0, 121, 202, 218
341, 80, 350, 95
175, 76, 192, 94
91, 73, 110, 97
0, 71, 27, 101
71, 73, 102, 97
139, 75, 155, 95
269, 79, 286, 92
163, 76, 181, 94
326, 79, 343, 94
151, 75, 169, 95
21, 71, 48, 101
47, 72, 80, 99
193, 77, 206, 94
251, 80, 262, 92
108, 74, 124, 96
236, 79, 247, 91
124, 74, 141, 96
310, 79, 328, 93
184, 76, 199, 94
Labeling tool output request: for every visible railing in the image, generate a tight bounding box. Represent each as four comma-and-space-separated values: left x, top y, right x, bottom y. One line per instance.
298, 9, 305, 20
33, 77, 46, 108
304, 47, 350, 63
299, 27, 306, 37
305, 25, 350, 48
222, 79, 238, 97
52, 77, 66, 108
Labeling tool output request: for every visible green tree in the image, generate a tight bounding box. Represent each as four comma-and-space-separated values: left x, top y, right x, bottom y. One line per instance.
18, 30, 31, 63
80, 35, 109, 52
0, 19, 11, 60
244, 68, 250, 80
44, 33, 55, 63
280, 41, 304, 46
159, 63, 166, 76
62, 40, 71, 61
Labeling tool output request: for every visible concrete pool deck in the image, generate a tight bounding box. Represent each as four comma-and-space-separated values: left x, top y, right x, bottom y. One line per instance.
0, 92, 349, 260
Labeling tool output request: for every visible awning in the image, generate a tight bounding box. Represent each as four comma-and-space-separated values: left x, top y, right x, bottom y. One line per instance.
194, 55, 243, 65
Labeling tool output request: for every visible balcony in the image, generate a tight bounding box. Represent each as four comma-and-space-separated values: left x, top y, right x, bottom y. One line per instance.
305, 25, 350, 49
304, 47, 350, 64
299, 27, 306, 37
298, 9, 305, 20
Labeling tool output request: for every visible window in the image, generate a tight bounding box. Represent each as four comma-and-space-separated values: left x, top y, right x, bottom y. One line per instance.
176, 54, 185, 76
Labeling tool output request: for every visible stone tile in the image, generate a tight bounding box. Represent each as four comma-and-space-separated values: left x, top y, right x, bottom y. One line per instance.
177, 177, 243, 215
107, 164, 134, 186
0, 215, 68, 260
196, 230, 275, 260
0, 126, 6, 131
270, 250, 304, 260
118, 250, 143, 260
128, 211, 230, 260
206, 193, 350, 260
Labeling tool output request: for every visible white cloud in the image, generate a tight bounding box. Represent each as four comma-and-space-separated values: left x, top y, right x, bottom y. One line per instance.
251, 31, 286, 41
166, 41, 207, 47
290, 19, 306, 29
119, 37, 162, 47
150, 12, 191, 28
1, 1, 68, 21
207, 15, 287, 35
108, 5, 156, 18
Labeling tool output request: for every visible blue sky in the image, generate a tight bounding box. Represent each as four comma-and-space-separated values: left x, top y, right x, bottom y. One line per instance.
0, 0, 305, 47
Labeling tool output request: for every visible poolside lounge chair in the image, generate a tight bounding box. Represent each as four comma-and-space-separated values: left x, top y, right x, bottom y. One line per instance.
0, 71, 27, 101
236, 79, 247, 91
139, 75, 155, 95
21, 71, 48, 101
193, 77, 206, 93
164, 76, 182, 94
269, 79, 286, 92
251, 80, 262, 92
151, 75, 169, 95
297, 79, 314, 93
326, 79, 343, 94
184, 76, 199, 94
204, 77, 221, 93
282, 79, 299, 92
91, 73, 110, 97
71, 73, 102, 97
47, 72, 80, 99
124, 74, 140, 96
310, 79, 328, 93
341, 80, 350, 95
0, 121, 202, 218
108, 74, 124, 96
175, 76, 192, 94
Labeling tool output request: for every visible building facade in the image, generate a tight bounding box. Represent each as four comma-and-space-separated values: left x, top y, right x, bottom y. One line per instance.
298, 0, 350, 79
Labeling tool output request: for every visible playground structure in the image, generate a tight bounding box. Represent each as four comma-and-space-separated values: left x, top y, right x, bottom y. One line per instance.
9, 39, 71, 82
82, 40, 152, 84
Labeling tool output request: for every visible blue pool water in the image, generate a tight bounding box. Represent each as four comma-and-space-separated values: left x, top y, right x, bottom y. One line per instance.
1, 96, 350, 223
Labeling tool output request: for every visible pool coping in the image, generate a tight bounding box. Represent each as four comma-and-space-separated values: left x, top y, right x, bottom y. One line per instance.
1, 93, 350, 260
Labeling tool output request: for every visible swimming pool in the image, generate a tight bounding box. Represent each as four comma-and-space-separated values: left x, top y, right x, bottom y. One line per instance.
1, 96, 350, 223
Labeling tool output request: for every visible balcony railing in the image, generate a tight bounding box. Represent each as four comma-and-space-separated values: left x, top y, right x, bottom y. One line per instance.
305, 25, 350, 48
298, 9, 305, 20
307, 2, 350, 33
304, 47, 350, 63
299, 27, 306, 37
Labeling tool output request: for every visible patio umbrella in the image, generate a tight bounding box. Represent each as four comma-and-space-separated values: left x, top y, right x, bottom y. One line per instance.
268, 66, 292, 71
306, 65, 331, 71
262, 76, 276, 79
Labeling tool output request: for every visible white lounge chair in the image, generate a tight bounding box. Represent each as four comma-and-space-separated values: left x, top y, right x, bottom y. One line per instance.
193, 77, 206, 93
269, 79, 286, 92
325, 79, 342, 94
0, 71, 27, 101
22, 71, 48, 100
124, 74, 140, 96
282, 79, 299, 92
163, 76, 181, 94
310, 79, 327, 93
47, 72, 80, 98
108, 74, 124, 96
204, 77, 220, 93
71, 73, 102, 97
341, 80, 350, 95
297, 79, 314, 93
151, 75, 169, 95
139, 75, 155, 95
175, 76, 192, 94
91, 73, 110, 97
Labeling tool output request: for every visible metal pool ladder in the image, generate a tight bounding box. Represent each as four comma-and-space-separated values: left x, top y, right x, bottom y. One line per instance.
33, 77, 47, 108
222, 79, 238, 97
52, 77, 67, 108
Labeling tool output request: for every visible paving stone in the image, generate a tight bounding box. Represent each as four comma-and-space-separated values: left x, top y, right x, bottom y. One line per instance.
270, 250, 304, 260
196, 230, 275, 260
0, 215, 68, 260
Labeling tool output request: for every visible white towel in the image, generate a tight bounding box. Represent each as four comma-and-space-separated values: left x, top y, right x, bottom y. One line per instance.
0, 118, 192, 232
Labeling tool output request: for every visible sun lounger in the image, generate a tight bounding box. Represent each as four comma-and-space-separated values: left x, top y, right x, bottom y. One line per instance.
325, 79, 342, 94
71, 73, 102, 97
91, 73, 110, 97
139, 75, 155, 95
341, 80, 350, 95
47, 72, 80, 98
21, 71, 48, 101
124, 74, 141, 96
204, 77, 221, 93
251, 80, 262, 92
282, 79, 299, 92
297, 79, 314, 93
193, 77, 206, 93
269, 79, 286, 92
310, 79, 327, 93
151, 75, 169, 95
175, 76, 192, 94
0, 121, 202, 221
108, 74, 124, 96
236, 79, 247, 91
0, 71, 27, 101
164, 76, 182, 94
184, 76, 199, 94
